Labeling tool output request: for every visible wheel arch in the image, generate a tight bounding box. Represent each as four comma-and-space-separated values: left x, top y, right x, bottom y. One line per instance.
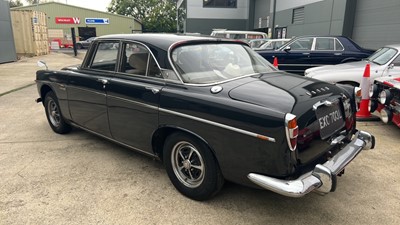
152, 126, 216, 162
340, 57, 358, 63
40, 84, 56, 105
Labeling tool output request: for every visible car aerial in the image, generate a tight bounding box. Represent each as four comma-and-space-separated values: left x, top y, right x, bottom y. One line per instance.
252, 38, 291, 50
35, 34, 375, 201
305, 45, 400, 86
369, 75, 400, 127
256, 35, 375, 75
76, 36, 97, 49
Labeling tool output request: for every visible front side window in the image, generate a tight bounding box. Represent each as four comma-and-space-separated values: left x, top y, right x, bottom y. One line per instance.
203, 0, 237, 8
288, 37, 313, 50
171, 43, 274, 84
90, 42, 120, 71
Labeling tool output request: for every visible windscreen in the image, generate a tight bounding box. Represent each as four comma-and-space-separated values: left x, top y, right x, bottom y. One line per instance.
367, 47, 398, 65
171, 43, 275, 84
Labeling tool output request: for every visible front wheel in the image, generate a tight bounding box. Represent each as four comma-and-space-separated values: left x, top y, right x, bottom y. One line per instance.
44, 91, 71, 134
163, 132, 224, 201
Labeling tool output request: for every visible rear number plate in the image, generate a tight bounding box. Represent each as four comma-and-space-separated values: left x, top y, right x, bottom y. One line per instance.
315, 102, 345, 140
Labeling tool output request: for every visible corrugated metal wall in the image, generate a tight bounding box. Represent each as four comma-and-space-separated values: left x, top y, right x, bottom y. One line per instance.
0, 1, 17, 63
352, 0, 400, 49
12, 2, 142, 38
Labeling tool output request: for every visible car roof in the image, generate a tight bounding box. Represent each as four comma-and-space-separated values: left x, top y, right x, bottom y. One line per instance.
384, 44, 400, 49
96, 33, 228, 51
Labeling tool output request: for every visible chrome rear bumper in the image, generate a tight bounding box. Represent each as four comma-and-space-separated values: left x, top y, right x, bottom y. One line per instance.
247, 130, 375, 197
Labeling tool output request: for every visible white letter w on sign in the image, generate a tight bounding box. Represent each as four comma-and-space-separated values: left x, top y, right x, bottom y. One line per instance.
73, 17, 80, 24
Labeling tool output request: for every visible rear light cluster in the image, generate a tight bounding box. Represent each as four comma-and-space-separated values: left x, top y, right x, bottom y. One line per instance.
285, 113, 298, 151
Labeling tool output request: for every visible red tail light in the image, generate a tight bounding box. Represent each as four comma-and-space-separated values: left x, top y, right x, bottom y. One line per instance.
285, 113, 298, 151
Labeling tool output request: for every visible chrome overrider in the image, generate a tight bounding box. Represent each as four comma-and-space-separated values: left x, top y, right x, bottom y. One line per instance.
247, 130, 375, 197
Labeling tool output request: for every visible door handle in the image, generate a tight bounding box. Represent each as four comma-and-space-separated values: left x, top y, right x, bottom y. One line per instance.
302, 53, 310, 55
334, 53, 342, 56
97, 79, 109, 85
145, 87, 160, 94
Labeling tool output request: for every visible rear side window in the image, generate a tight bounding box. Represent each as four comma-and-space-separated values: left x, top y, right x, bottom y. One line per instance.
315, 38, 334, 51
89, 42, 120, 71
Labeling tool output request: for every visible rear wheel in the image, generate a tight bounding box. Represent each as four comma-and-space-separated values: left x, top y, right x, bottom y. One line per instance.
44, 91, 71, 134
163, 132, 224, 201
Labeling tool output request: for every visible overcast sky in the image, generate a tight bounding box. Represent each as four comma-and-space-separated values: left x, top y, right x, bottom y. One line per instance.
22, 0, 112, 12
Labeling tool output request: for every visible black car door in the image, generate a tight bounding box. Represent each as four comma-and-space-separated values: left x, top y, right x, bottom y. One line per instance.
107, 42, 164, 154
277, 37, 314, 74
67, 41, 120, 137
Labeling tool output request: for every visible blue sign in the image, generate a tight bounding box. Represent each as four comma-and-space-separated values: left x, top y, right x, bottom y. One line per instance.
85, 18, 110, 25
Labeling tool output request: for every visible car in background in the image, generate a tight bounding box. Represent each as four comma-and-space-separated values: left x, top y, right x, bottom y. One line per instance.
369, 75, 400, 127
248, 38, 270, 48
76, 37, 97, 49
305, 45, 400, 86
256, 36, 375, 74
35, 34, 374, 201
210, 29, 268, 40
253, 38, 291, 50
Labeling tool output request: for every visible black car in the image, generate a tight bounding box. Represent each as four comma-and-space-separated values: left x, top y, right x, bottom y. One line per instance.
256, 36, 375, 74
35, 34, 375, 200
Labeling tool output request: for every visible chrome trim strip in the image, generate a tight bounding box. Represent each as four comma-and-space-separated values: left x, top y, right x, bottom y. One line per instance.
159, 107, 276, 142
279, 63, 326, 67
70, 122, 157, 158
107, 94, 159, 110
68, 85, 106, 96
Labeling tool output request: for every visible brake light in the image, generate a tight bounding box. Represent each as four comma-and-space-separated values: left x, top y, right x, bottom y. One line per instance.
285, 113, 298, 151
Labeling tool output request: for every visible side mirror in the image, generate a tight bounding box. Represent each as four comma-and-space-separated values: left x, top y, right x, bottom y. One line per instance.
284, 46, 291, 52
37, 60, 48, 70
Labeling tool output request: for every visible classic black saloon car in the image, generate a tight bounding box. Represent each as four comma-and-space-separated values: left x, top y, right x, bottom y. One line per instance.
256, 36, 375, 75
35, 34, 375, 200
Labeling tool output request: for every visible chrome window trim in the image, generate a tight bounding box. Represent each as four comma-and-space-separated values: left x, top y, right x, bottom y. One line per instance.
159, 108, 276, 143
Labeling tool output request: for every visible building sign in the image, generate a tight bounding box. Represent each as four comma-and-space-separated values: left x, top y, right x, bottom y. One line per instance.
55, 17, 81, 24
85, 18, 110, 25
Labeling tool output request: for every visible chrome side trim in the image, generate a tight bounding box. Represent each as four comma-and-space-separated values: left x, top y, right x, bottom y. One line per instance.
68, 85, 106, 96
159, 108, 276, 143
107, 95, 159, 110
247, 130, 375, 197
70, 122, 157, 158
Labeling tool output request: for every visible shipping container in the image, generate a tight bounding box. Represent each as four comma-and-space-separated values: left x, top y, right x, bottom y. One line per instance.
11, 10, 49, 57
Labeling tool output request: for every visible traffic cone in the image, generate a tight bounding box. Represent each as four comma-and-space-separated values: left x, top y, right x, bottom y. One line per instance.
356, 63, 379, 121
273, 57, 278, 68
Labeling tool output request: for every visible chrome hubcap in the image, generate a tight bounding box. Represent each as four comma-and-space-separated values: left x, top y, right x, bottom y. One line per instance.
47, 99, 61, 127
171, 141, 205, 188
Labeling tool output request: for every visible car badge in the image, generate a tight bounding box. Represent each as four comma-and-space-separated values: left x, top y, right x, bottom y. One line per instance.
211, 86, 223, 94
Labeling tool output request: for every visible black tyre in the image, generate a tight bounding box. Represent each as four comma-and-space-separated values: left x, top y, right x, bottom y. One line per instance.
44, 91, 71, 134
163, 132, 224, 201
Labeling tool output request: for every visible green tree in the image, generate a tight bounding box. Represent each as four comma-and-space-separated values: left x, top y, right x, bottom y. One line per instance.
9, 0, 23, 8
107, 0, 177, 33
25, 0, 39, 4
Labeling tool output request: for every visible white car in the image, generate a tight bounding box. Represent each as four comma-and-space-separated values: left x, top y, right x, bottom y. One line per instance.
305, 44, 400, 86
253, 38, 291, 50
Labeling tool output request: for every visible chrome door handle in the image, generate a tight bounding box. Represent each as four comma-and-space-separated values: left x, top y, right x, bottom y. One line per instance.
145, 87, 160, 94
334, 53, 342, 56
97, 79, 109, 85
302, 53, 310, 55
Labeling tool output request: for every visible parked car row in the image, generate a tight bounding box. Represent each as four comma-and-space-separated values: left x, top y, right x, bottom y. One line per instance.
35, 33, 374, 201
256, 35, 375, 74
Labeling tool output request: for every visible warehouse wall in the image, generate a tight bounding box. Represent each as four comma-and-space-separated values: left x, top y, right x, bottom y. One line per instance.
0, 1, 17, 63
352, 0, 400, 49
273, 0, 356, 38
12, 2, 141, 38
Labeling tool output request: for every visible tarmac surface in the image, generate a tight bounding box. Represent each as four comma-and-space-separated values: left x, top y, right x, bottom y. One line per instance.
0, 52, 399, 224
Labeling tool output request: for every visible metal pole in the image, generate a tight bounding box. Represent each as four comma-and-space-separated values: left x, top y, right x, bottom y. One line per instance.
271, 0, 277, 38
71, 27, 77, 57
